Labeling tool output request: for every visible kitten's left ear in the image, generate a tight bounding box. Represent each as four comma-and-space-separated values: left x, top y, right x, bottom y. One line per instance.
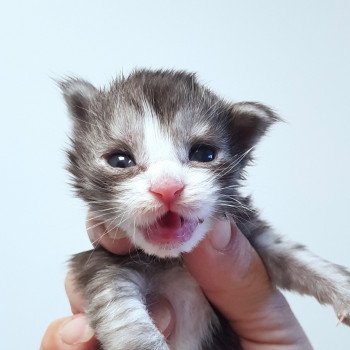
59, 78, 98, 121
229, 102, 280, 155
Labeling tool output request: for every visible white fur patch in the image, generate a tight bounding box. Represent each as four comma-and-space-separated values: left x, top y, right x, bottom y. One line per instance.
155, 266, 219, 350
142, 107, 178, 163
190, 122, 211, 140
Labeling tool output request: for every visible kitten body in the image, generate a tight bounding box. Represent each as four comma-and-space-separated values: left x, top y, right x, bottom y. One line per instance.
62, 69, 350, 349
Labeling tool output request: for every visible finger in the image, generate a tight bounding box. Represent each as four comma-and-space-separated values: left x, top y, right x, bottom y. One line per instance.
86, 211, 135, 255
183, 220, 273, 324
40, 315, 96, 350
148, 296, 176, 339
65, 272, 85, 314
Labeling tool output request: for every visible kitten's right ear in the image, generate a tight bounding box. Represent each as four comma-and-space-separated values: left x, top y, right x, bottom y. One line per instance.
59, 78, 98, 120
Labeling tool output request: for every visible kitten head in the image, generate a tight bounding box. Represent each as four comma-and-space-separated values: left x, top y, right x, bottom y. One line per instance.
61, 69, 277, 257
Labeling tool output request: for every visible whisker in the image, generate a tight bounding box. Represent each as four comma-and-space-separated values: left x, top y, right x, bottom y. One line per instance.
86, 209, 117, 222
216, 147, 255, 178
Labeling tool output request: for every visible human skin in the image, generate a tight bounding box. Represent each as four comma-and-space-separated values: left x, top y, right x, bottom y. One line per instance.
40, 219, 313, 350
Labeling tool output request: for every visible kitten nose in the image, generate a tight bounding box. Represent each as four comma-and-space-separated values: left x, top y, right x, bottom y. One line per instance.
149, 179, 184, 204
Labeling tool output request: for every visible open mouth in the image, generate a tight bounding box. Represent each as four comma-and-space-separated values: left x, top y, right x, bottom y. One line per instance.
141, 211, 199, 246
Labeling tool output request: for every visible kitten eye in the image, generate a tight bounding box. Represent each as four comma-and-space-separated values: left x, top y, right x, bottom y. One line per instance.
189, 144, 216, 162
106, 153, 136, 168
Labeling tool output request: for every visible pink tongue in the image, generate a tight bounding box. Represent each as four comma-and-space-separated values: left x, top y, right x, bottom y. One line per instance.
145, 212, 194, 244
158, 211, 182, 229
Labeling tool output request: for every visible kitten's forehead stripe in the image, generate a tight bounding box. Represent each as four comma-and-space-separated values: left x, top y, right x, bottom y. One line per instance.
142, 105, 178, 164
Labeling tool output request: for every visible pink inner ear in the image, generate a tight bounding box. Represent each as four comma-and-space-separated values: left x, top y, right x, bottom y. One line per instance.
158, 211, 182, 229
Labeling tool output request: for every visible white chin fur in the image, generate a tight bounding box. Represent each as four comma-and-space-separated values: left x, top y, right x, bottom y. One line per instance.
126, 220, 213, 258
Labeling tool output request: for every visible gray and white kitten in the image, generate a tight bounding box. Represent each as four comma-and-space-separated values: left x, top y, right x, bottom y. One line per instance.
61, 69, 350, 350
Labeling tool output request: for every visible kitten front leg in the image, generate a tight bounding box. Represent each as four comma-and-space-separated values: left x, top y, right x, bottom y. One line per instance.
70, 250, 169, 350
86, 273, 168, 350
250, 228, 350, 325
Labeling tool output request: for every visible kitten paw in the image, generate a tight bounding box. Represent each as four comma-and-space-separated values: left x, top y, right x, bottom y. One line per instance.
337, 310, 350, 326
335, 293, 350, 326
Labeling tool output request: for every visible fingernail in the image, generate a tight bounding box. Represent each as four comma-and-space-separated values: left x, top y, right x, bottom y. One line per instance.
149, 300, 172, 334
106, 226, 127, 240
87, 217, 126, 245
209, 220, 232, 250
59, 314, 94, 345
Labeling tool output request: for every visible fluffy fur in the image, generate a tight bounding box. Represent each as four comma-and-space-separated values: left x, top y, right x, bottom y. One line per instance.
61, 69, 350, 350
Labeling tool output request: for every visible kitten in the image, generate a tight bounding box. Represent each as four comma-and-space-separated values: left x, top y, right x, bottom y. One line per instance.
61, 69, 350, 350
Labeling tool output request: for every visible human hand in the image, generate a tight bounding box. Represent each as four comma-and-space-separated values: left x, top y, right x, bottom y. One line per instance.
41, 214, 313, 350
182, 220, 313, 349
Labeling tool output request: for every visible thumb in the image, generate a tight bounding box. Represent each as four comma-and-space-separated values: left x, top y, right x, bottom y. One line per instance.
40, 315, 96, 350
182, 220, 273, 325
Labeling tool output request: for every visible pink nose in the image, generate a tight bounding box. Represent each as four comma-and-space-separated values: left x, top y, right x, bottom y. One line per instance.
149, 179, 184, 205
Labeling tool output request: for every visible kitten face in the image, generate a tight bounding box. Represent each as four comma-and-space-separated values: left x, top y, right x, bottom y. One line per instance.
62, 70, 277, 257
105, 111, 222, 257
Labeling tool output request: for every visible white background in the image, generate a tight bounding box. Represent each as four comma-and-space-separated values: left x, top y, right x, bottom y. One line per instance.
1, 1, 349, 349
